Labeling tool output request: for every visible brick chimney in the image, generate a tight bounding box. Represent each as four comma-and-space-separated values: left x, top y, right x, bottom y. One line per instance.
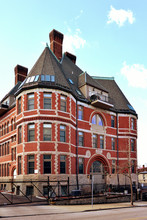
14, 65, 28, 85
49, 29, 63, 61
65, 52, 76, 64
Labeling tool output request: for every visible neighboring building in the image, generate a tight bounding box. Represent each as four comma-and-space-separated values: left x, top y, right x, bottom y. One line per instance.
138, 165, 147, 185
0, 29, 138, 195
138, 165, 147, 200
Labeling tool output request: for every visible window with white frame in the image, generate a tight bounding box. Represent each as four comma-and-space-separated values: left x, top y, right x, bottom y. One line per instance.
112, 160, 116, 174
111, 116, 115, 127
18, 97, 21, 114
28, 124, 35, 142
43, 93, 52, 109
131, 139, 135, 151
43, 123, 51, 141
131, 160, 135, 173
131, 118, 135, 130
18, 126, 22, 144
78, 106, 83, 120
78, 131, 84, 146
27, 155, 34, 174
100, 135, 104, 149
111, 137, 115, 150
18, 156, 22, 175
43, 155, 51, 174
60, 155, 66, 174
93, 134, 97, 148
28, 94, 34, 110
60, 95, 67, 112
60, 125, 66, 142
79, 158, 84, 174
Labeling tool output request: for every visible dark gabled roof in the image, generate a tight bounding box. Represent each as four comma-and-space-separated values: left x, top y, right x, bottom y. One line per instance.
1, 82, 21, 103
1, 39, 136, 117
61, 54, 108, 101
17, 45, 71, 94
61, 54, 87, 101
93, 76, 137, 115
79, 72, 108, 93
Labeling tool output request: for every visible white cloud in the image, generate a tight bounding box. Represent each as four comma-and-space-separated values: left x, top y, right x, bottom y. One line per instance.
120, 62, 147, 88
75, 10, 83, 20
107, 6, 135, 27
63, 29, 86, 54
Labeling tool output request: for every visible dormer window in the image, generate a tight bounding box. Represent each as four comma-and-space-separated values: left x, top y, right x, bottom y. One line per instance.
29, 76, 35, 82
41, 75, 45, 81
41, 75, 55, 82
34, 75, 39, 82
68, 79, 74, 84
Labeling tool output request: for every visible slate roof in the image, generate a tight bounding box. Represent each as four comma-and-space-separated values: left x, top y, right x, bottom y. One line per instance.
93, 76, 137, 115
61, 54, 108, 101
1, 82, 21, 103
79, 72, 108, 93
0, 41, 137, 116
61, 54, 87, 101
19, 45, 71, 92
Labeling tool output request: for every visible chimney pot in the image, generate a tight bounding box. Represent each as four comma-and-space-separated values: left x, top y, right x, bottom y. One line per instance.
14, 65, 28, 85
49, 29, 63, 61
65, 52, 76, 64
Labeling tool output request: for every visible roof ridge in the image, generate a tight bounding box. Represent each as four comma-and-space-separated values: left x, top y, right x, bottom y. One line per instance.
92, 76, 115, 80
41, 46, 48, 75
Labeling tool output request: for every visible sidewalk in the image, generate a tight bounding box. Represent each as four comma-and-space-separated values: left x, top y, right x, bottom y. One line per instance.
55, 201, 147, 213
0, 201, 146, 219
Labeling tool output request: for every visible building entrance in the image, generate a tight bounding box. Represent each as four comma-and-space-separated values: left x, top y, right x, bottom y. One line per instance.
90, 161, 106, 193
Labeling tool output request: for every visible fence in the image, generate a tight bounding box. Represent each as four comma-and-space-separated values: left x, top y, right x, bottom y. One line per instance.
0, 177, 132, 206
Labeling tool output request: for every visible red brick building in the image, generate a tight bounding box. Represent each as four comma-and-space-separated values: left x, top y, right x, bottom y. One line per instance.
0, 29, 138, 195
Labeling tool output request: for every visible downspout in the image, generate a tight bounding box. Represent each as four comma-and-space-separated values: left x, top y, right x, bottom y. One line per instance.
76, 99, 79, 190
116, 112, 120, 187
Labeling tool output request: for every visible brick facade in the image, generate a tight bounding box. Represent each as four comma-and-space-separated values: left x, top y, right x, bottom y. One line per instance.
0, 29, 138, 195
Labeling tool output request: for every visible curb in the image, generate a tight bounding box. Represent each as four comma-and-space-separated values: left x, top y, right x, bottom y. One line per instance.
82, 204, 147, 213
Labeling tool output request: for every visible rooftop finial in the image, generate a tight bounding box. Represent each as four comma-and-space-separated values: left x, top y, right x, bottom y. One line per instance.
46, 43, 49, 47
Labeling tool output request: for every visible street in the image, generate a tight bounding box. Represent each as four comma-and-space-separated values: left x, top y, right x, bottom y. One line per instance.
0, 203, 147, 220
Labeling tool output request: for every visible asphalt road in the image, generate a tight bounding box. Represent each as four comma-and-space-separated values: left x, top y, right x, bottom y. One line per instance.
0, 205, 147, 220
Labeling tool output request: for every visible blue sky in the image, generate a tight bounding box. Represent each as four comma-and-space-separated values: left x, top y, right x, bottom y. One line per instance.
0, 0, 147, 166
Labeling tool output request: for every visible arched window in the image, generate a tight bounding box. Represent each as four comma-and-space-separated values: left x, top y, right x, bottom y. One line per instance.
92, 114, 104, 126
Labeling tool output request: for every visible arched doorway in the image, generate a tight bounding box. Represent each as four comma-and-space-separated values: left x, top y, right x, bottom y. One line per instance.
87, 156, 110, 193
90, 161, 106, 187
